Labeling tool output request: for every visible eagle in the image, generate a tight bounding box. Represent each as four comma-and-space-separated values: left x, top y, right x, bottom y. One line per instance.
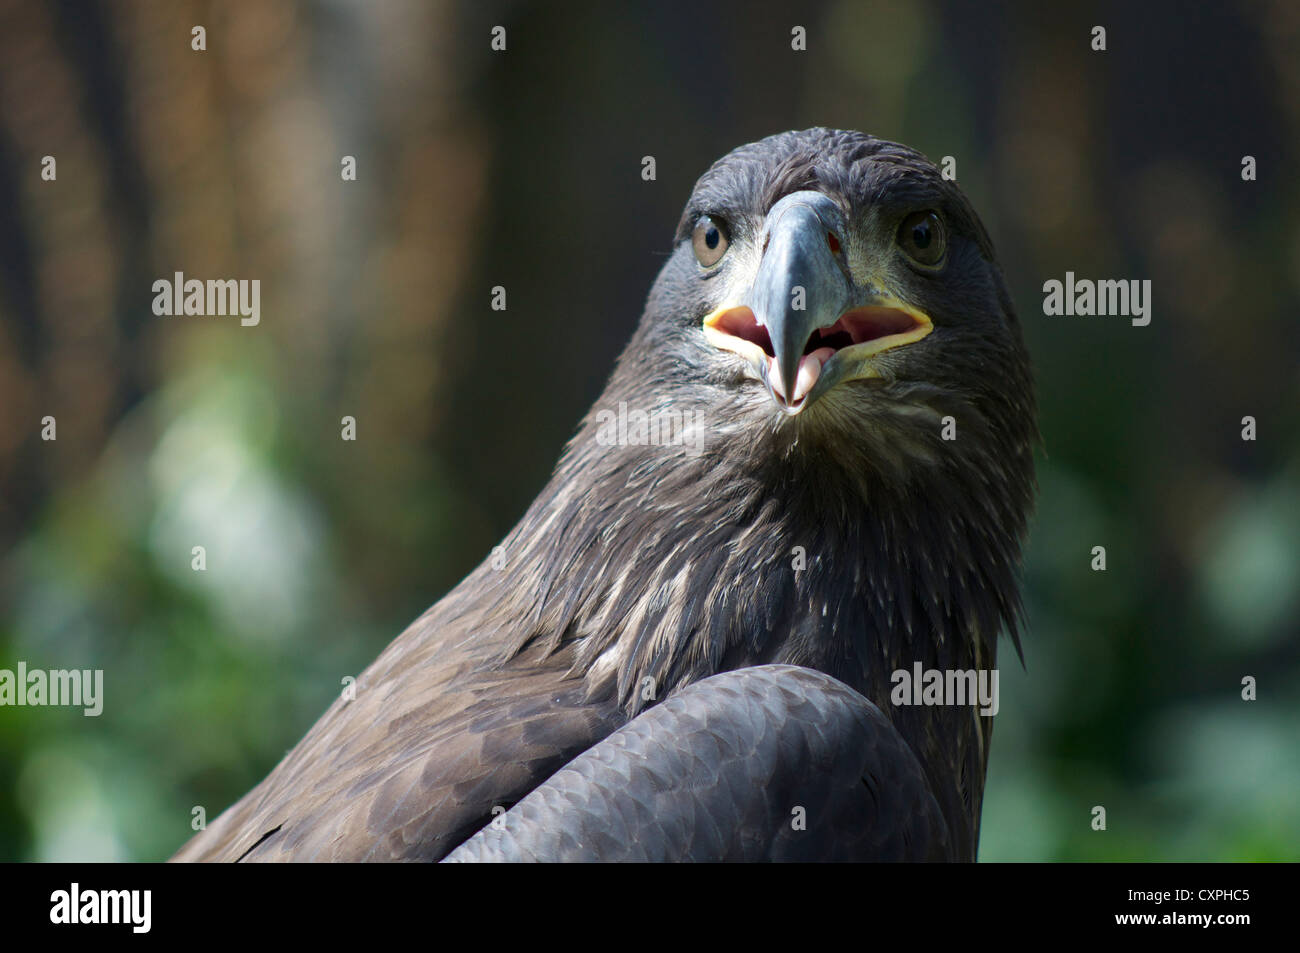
173, 128, 1036, 863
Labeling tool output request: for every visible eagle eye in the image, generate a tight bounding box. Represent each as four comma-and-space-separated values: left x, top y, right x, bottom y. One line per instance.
691, 215, 730, 268
897, 211, 947, 268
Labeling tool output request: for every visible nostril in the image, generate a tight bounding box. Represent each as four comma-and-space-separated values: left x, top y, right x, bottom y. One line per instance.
827, 233, 841, 255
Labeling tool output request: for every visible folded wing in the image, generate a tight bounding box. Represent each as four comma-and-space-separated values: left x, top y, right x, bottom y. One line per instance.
445, 664, 951, 862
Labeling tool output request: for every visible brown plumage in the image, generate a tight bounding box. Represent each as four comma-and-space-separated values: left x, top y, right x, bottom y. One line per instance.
174, 129, 1036, 862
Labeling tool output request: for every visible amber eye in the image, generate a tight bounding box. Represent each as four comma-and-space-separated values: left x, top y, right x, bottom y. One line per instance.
897, 211, 947, 268
691, 215, 730, 268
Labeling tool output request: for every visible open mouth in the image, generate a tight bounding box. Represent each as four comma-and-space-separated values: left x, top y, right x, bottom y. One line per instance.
703, 303, 933, 406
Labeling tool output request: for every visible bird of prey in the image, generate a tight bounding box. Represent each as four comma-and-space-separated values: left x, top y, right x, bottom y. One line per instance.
174, 128, 1036, 863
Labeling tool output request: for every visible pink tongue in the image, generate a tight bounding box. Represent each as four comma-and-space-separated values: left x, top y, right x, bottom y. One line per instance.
770, 347, 836, 404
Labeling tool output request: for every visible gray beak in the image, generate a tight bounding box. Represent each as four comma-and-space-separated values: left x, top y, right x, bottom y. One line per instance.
745, 191, 855, 411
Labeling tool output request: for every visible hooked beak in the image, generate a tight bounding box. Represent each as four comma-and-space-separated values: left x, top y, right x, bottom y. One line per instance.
702, 190, 933, 414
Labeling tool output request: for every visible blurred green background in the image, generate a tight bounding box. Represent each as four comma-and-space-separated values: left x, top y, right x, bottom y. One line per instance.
0, 0, 1297, 862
